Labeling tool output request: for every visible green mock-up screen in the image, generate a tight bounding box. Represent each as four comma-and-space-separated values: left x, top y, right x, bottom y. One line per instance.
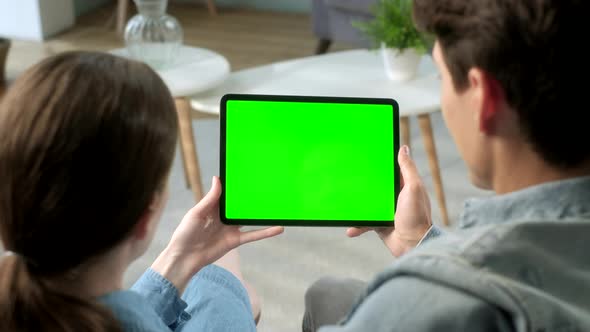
223, 98, 396, 224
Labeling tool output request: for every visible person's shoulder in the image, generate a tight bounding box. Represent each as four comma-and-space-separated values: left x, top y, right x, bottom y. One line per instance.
427, 218, 590, 266
359, 219, 590, 331
99, 290, 171, 332
390, 218, 590, 293
337, 276, 512, 332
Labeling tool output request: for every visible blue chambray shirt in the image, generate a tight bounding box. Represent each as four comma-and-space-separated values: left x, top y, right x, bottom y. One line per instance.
421, 175, 590, 240
100, 264, 256, 332
320, 176, 590, 331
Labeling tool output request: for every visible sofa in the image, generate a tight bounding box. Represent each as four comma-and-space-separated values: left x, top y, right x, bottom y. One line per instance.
311, 0, 377, 54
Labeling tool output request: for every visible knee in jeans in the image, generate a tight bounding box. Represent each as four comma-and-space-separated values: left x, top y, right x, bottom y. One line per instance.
305, 277, 347, 307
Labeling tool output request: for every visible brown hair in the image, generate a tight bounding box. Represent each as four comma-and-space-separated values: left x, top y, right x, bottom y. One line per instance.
413, 0, 588, 168
0, 51, 178, 331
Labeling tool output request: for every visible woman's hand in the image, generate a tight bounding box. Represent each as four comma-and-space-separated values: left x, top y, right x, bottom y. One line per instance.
152, 176, 284, 293
347, 146, 432, 257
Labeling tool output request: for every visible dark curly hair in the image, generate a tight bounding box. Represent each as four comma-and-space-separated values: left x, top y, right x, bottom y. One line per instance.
414, 0, 589, 168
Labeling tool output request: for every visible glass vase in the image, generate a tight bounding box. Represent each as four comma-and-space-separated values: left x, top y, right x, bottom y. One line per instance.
124, 0, 183, 70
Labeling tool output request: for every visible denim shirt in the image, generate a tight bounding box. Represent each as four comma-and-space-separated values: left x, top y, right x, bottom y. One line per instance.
420, 175, 590, 240
321, 176, 590, 332
100, 264, 256, 332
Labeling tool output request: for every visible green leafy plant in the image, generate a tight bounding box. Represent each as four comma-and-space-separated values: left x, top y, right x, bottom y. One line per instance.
354, 0, 431, 54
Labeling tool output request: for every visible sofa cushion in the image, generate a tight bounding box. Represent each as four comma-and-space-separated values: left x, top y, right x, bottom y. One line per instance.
325, 0, 375, 16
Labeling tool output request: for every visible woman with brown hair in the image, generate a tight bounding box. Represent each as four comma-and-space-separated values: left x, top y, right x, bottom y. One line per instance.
0, 51, 283, 331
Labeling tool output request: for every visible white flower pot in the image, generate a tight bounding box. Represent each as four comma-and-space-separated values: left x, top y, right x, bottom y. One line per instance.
380, 45, 421, 81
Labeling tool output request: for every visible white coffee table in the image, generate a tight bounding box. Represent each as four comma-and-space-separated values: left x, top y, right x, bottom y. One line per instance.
112, 45, 230, 200
186, 49, 450, 225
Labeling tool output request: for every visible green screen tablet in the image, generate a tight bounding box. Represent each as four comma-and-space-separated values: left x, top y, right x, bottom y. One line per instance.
220, 94, 400, 226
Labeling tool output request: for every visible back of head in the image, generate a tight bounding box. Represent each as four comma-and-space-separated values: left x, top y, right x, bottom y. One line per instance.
413, 0, 589, 168
0, 52, 178, 331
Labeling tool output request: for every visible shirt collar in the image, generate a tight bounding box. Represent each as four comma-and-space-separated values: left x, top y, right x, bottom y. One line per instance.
459, 176, 590, 228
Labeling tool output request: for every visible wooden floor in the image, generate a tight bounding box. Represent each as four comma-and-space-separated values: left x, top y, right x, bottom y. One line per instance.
3, 2, 352, 87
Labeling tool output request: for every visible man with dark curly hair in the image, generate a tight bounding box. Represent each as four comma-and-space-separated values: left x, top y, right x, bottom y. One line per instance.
303, 0, 590, 330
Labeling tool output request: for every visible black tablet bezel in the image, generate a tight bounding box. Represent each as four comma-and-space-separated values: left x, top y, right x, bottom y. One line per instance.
220, 94, 400, 227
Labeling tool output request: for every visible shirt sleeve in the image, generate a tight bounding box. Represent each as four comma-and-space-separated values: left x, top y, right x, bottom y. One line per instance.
416, 225, 445, 246
318, 276, 513, 332
130, 265, 255, 332
131, 268, 190, 329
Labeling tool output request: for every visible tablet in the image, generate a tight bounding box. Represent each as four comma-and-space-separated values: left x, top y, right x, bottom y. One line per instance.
220, 94, 399, 227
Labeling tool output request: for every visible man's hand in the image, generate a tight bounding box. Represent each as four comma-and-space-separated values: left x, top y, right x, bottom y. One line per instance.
347, 146, 432, 257
152, 176, 284, 293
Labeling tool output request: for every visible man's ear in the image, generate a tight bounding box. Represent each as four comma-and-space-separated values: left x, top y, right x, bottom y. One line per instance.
468, 68, 505, 135
131, 193, 161, 240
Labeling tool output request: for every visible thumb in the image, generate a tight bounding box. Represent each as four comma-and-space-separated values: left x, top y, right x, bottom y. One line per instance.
346, 227, 372, 237
398, 146, 419, 185
195, 176, 222, 209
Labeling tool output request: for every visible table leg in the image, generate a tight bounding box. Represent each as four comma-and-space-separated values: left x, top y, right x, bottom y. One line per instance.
207, 0, 218, 16
178, 135, 191, 189
176, 97, 204, 202
418, 114, 450, 226
116, 0, 129, 35
400, 116, 410, 148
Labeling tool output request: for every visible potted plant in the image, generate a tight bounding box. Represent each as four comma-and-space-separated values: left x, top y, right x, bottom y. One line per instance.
354, 0, 431, 81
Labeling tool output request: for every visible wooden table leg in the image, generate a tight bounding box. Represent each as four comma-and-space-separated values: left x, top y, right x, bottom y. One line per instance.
178, 135, 191, 189
418, 114, 450, 226
176, 97, 204, 202
116, 0, 129, 35
400, 116, 410, 148
207, 0, 218, 16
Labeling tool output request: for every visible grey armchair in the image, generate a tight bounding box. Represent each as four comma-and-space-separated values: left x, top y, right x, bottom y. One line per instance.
311, 0, 377, 54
